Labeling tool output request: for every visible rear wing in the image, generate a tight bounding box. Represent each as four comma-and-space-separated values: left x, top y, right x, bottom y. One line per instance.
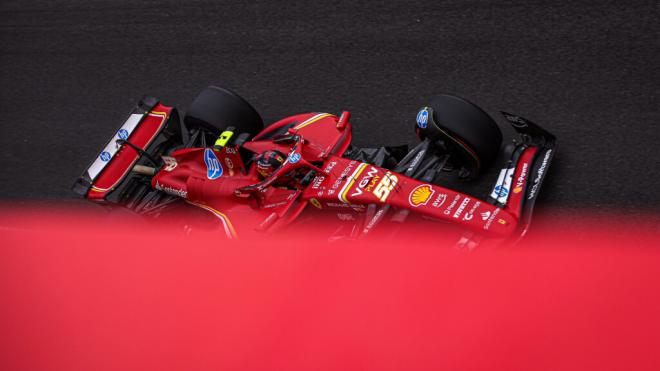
72, 96, 182, 202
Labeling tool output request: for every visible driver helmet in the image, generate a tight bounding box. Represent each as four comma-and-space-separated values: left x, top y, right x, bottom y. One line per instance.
255, 150, 286, 179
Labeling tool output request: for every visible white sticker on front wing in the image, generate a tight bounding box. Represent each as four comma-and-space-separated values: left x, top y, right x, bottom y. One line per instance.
490, 167, 514, 204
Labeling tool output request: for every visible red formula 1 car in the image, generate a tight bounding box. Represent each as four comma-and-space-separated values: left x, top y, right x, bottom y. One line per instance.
73, 86, 555, 247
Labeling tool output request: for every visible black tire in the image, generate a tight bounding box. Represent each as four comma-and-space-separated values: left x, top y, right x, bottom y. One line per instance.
415, 94, 502, 179
184, 86, 264, 137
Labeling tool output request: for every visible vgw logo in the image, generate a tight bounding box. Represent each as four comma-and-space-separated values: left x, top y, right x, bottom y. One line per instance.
204, 149, 223, 180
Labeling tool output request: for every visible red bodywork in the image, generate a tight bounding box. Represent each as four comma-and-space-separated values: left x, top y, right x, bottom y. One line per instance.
130, 108, 533, 239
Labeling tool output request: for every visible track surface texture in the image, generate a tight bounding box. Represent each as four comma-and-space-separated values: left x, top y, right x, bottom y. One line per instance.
0, 0, 658, 212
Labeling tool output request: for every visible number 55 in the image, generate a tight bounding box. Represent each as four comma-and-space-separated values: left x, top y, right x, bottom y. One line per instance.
373, 172, 398, 202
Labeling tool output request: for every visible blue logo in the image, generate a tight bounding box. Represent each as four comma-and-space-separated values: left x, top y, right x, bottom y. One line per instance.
416, 109, 429, 129
494, 185, 509, 198
288, 153, 301, 164
204, 149, 223, 179
100, 151, 111, 162
118, 129, 129, 140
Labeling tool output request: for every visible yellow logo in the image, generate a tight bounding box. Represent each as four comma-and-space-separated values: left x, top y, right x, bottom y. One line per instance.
513, 187, 522, 194
409, 184, 435, 207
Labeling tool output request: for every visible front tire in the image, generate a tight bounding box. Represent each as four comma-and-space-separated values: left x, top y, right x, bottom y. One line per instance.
416, 94, 502, 179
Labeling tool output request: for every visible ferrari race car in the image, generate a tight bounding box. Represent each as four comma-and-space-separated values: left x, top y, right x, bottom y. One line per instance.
73, 86, 555, 247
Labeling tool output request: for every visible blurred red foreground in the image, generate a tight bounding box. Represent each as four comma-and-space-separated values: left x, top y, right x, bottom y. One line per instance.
1, 208, 659, 370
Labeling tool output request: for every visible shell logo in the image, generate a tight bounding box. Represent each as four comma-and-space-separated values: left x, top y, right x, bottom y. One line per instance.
409, 184, 435, 207
513, 186, 523, 194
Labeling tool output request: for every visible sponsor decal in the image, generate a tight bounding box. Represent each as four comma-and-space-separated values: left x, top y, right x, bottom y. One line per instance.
462, 201, 481, 221
490, 167, 514, 203
443, 195, 462, 215
155, 181, 187, 198
351, 167, 379, 197
373, 172, 398, 202
453, 197, 471, 219
320, 202, 366, 211
224, 157, 235, 176
336, 213, 355, 221
513, 162, 529, 194
310, 198, 322, 209
528, 150, 552, 200
407, 150, 426, 173
162, 156, 178, 172
332, 161, 356, 190
324, 161, 337, 173
224, 147, 237, 154
416, 108, 429, 129
326, 202, 355, 208
263, 201, 288, 209
365, 208, 387, 230
366, 174, 381, 192
409, 184, 435, 207
483, 208, 501, 230
432, 193, 448, 208
480, 211, 491, 221
87, 113, 144, 181
494, 185, 509, 198
204, 148, 223, 180
288, 152, 301, 164
338, 163, 384, 203
311, 175, 325, 189
117, 129, 129, 140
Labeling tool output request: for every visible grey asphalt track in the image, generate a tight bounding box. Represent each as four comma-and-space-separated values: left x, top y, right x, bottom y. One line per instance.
1, 0, 658, 211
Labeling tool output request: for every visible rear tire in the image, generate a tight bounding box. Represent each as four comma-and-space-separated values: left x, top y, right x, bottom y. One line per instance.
416, 94, 502, 179
184, 86, 264, 138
